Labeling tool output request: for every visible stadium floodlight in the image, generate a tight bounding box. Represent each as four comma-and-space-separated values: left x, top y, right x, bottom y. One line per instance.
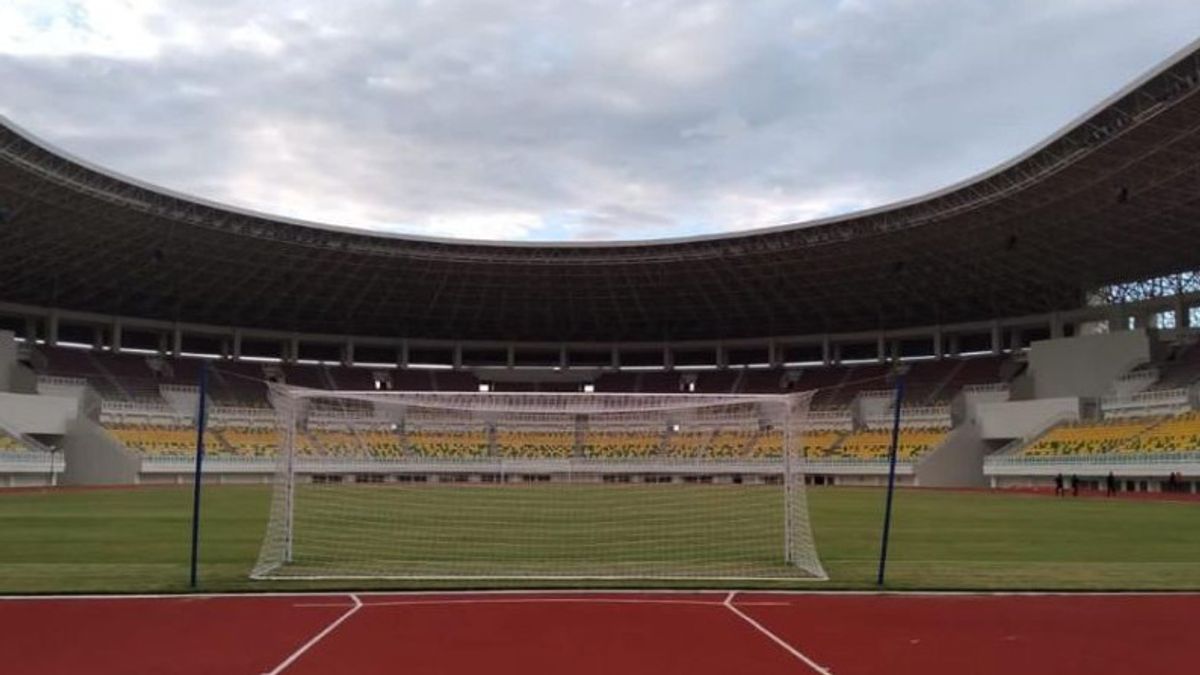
252, 386, 826, 581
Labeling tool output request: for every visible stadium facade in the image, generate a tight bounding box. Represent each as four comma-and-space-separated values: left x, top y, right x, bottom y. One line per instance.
1, 40, 1199, 492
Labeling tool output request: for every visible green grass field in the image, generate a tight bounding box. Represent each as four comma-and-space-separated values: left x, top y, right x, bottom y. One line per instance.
0, 485, 1197, 594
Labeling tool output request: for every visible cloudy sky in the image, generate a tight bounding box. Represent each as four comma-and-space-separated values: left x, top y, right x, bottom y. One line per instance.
1, 1, 1198, 242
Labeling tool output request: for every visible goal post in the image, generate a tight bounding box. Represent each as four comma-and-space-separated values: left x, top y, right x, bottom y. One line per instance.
252, 386, 826, 581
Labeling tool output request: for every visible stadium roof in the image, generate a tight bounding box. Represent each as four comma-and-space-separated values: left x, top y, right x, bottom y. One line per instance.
2, 40, 1200, 344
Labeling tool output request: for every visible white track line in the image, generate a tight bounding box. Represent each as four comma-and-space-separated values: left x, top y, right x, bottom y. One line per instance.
262, 593, 362, 675
723, 591, 832, 675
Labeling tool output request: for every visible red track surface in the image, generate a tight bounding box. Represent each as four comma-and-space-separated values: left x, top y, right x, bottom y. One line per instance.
0, 591, 1195, 674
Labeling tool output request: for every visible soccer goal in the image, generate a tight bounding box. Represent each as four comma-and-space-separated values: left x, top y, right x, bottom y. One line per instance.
251, 386, 826, 581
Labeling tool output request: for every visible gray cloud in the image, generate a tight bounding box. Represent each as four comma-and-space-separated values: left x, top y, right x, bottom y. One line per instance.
1, 0, 1198, 241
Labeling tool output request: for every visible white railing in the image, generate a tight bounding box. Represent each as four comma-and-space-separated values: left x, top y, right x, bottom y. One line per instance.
808, 410, 853, 429
863, 405, 952, 429
1101, 387, 1189, 411
210, 406, 276, 423
137, 454, 916, 475
987, 451, 1200, 466
900, 405, 952, 416
36, 375, 88, 388
0, 451, 58, 473
985, 452, 1200, 478
1116, 368, 1158, 385
961, 383, 1009, 394
101, 400, 176, 414
36, 375, 89, 398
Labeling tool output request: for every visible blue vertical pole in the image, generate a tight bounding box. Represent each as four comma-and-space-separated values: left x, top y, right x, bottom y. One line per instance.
876, 370, 906, 587
189, 363, 209, 589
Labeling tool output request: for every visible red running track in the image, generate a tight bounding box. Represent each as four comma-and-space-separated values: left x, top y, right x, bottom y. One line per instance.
0, 591, 1196, 674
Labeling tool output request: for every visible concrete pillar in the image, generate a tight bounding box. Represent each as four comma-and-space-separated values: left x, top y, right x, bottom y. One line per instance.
1174, 297, 1189, 330
767, 340, 779, 368
24, 317, 39, 344
876, 334, 886, 363
610, 346, 620, 370
1109, 307, 1132, 332
232, 330, 242, 359
452, 345, 463, 369
663, 345, 674, 371
343, 340, 355, 367
288, 337, 300, 363
398, 340, 409, 368
716, 344, 728, 369
1049, 313, 1064, 339
47, 311, 59, 346
933, 328, 943, 360
559, 345, 568, 370
821, 336, 832, 366
990, 322, 1002, 355
1009, 328, 1023, 352
172, 328, 182, 357
111, 321, 122, 353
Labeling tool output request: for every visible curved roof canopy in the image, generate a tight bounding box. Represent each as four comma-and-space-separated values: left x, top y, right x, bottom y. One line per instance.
2, 41, 1200, 344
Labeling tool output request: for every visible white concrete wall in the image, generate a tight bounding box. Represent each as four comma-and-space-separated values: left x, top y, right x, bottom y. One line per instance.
915, 423, 989, 487
1028, 330, 1151, 399
0, 392, 79, 434
975, 397, 1081, 440
0, 330, 14, 392
60, 417, 141, 485
952, 387, 1010, 425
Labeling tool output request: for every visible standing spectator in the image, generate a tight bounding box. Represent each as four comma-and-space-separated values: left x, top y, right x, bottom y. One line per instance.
1054, 473, 1064, 497
1106, 471, 1117, 497
1071, 474, 1079, 497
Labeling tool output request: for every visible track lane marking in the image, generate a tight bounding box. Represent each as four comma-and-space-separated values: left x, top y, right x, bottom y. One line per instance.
262, 593, 362, 675
723, 591, 833, 675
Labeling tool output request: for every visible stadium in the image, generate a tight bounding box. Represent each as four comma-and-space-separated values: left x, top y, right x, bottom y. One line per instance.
1, 20, 1199, 675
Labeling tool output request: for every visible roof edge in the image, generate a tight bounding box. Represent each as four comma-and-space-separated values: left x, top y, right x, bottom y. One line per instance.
2, 35, 1199, 250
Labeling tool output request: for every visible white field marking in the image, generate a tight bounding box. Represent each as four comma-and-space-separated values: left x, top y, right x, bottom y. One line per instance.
261, 594, 362, 675
256, 574, 827, 581
723, 591, 833, 675
3, 589, 1200, 603
825, 559, 1198, 565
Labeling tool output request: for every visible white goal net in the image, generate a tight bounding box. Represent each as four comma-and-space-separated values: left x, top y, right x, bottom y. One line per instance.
251, 387, 825, 581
